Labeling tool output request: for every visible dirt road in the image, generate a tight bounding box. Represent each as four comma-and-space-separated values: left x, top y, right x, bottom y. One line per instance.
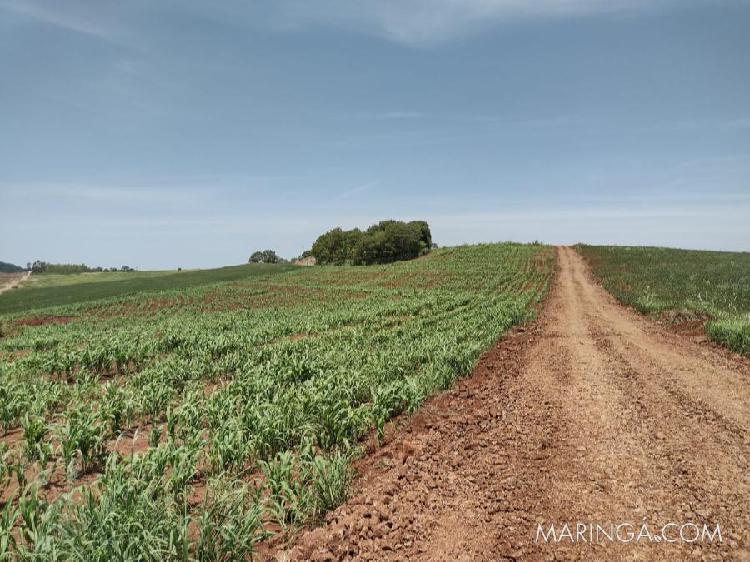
276, 246, 750, 561
0, 271, 30, 295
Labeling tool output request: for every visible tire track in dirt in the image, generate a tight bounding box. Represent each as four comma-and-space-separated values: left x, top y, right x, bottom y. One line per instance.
273, 246, 750, 561
568, 249, 750, 428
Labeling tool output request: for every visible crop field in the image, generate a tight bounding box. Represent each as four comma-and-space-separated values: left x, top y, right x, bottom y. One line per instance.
0, 264, 298, 316
577, 245, 750, 356
0, 243, 553, 560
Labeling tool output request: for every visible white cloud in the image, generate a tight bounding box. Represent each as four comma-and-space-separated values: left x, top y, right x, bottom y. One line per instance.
1, 0, 710, 47
378, 111, 426, 119
668, 116, 750, 132
0, 0, 123, 43
330, 180, 379, 202
268, 0, 675, 45
0, 182, 219, 209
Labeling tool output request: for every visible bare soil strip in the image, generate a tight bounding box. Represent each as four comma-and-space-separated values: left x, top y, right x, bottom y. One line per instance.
0, 271, 30, 295
273, 247, 750, 561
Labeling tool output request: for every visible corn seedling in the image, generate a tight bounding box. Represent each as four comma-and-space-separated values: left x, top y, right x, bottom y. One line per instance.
196, 478, 269, 561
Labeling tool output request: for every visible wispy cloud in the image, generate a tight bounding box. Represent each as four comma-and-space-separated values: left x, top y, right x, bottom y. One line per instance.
0, 0, 123, 44
265, 0, 681, 45
333, 110, 426, 121
378, 111, 426, 119
339, 110, 573, 127
1, 0, 705, 48
0, 182, 212, 205
639, 116, 750, 134
672, 116, 750, 132
330, 180, 379, 202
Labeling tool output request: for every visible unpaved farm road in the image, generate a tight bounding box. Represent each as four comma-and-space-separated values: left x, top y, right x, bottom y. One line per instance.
273, 246, 750, 562
0, 271, 30, 295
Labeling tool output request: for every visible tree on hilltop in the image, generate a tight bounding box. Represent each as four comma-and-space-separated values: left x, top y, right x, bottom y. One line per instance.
249, 250, 284, 264
311, 220, 433, 265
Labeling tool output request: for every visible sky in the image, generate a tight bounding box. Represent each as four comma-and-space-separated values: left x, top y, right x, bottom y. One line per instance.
1, 0, 749, 269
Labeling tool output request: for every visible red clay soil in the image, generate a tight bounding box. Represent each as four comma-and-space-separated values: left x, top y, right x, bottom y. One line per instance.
270, 247, 750, 561
15, 315, 75, 327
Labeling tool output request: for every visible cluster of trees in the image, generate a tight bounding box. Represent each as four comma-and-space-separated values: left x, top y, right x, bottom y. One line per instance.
248, 250, 286, 264
0, 261, 24, 273
28, 261, 135, 274
311, 220, 433, 265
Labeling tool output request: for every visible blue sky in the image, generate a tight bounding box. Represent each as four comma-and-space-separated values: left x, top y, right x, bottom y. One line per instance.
1, 0, 749, 269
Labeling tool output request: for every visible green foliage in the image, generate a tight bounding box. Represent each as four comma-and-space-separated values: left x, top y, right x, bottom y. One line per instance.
21, 415, 50, 465
303, 449, 354, 516
99, 383, 134, 435
706, 319, 750, 356
311, 220, 433, 265
58, 406, 108, 479
578, 245, 750, 357
16, 486, 60, 560
0, 492, 19, 559
311, 227, 362, 265
259, 442, 354, 527
249, 250, 285, 264
30, 261, 110, 275
196, 478, 268, 561
208, 418, 250, 473
53, 453, 191, 561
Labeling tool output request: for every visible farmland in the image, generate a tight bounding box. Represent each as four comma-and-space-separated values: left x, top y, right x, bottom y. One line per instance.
0, 264, 298, 316
577, 245, 750, 356
0, 243, 553, 560
285, 247, 750, 560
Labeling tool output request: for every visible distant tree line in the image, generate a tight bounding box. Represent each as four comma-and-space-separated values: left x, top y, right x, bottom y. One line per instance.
311, 220, 433, 265
27, 261, 135, 274
0, 261, 24, 273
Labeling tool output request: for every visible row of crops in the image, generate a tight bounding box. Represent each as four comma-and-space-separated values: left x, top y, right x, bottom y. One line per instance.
0, 243, 554, 560
577, 245, 750, 356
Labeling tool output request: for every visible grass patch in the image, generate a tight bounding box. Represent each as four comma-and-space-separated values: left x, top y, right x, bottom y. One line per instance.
577, 245, 750, 356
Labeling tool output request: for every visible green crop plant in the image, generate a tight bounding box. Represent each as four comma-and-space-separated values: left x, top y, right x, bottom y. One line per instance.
259, 440, 354, 527
6, 455, 27, 492
0, 379, 31, 431
99, 382, 134, 436
311, 398, 368, 451
196, 478, 268, 561
148, 426, 163, 449
0, 445, 10, 489
208, 418, 250, 474
259, 450, 310, 527
166, 436, 204, 502
0, 495, 18, 560
15, 485, 61, 560
59, 406, 108, 479
50, 454, 191, 561
21, 415, 48, 462
301, 449, 354, 517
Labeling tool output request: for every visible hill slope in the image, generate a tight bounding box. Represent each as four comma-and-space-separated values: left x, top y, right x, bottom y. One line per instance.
0, 261, 24, 273
0, 263, 297, 315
